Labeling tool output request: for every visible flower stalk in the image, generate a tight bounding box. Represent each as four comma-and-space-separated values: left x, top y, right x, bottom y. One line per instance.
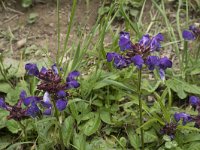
137, 69, 144, 150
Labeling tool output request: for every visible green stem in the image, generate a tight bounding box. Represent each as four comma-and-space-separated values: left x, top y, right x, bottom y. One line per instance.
183, 41, 188, 79
52, 100, 65, 150
18, 121, 27, 141
137, 69, 144, 150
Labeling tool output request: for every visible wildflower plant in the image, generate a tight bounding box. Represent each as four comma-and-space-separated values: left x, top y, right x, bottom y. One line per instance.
0, 63, 80, 149
106, 31, 172, 149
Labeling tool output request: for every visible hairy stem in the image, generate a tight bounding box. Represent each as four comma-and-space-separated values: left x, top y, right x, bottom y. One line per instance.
52, 100, 65, 150
138, 69, 144, 150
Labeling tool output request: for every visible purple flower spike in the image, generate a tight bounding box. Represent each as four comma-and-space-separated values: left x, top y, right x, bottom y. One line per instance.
51, 64, 59, 74
154, 33, 164, 41
139, 34, 150, 47
20, 90, 27, 100
56, 99, 67, 111
182, 30, 195, 41
23, 97, 37, 106
189, 96, 200, 107
118, 31, 132, 51
159, 57, 172, 70
0, 98, 6, 109
57, 90, 66, 98
131, 55, 144, 69
174, 112, 192, 125
25, 63, 39, 76
113, 55, 128, 69
43, 108, 52, 115
146, 56, 159, 70
106, 52, 116, 62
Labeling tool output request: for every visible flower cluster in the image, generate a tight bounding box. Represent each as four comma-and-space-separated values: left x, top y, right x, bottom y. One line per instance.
25, 63, 80, 114
0, 64, 80, 121
0, 92, 41, 120
160, 122, 177, 139
106, 32, 172, 80
182, 24, 200, 40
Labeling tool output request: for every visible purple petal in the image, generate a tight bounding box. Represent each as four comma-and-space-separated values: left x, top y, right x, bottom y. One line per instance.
159, 57, 172, 70
174, 112, 191, 125
20, 90, 27, 100
51, 64, 59, 74
67, 71, 80, 82
139, 34, 150, 47
118, 31, 132, 51
159, 69, 165, 81
189, 96, 200, 107
106, 52, 115, 62
66, 80, 80, 89
113, 55, 128, 69
23, 97, 34, 106
131, 55, 144, 69
40, 67, 47, 74
25, 63, 39, 76
26, 102, 40, 117
43, 108, 52, 115
43, 92, 51, 105
57, 90, 66, 98
0, 98, 6, 109
182, 30, 195, 41
145, 56, 160, 70
56, 99, 67, 111
154, 33, 164, 41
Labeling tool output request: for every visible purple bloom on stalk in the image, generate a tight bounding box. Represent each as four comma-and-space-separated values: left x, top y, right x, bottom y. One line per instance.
131, 55, 144, 69
145, 56, 160, 70
43, 108, 52, 115
159, 57, 172, 70
182, 30, 195, 41
189, 96, 200, 107
57, 90, 66, 98
174, 112, 192, 125
56, 99, 67, 111
51, 64, 59, 74
118, 31, 132, 51
139, 34, 150, 47
20, 90, 27, 100
40, 67, 47, 74
25, 63, 39, 76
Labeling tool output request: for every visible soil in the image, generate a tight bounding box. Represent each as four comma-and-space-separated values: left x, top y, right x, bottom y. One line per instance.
0, 0, 100, 58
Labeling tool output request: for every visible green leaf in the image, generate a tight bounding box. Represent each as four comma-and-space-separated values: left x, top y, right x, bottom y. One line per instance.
6, 120, 21, 134
62, 116, 75, 147
0, 135, 12, 150
126, 127, 140, 150
0, 82, 11, 93
166, 78, 200, 99
0, 109, 9, 129
100, 108, 113, 125
73, 132, 86, 150
82, 112, 101, 136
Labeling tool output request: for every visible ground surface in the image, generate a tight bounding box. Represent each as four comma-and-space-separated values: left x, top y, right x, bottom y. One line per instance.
0, 0, 100, 58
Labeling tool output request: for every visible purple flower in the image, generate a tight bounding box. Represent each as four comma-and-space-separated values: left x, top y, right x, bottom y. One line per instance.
182, 30, 195, 41
189, 96, 200, 107
43, 108, 52, 115
0, 98, 6, 109
56, 99, 67, 111
25, 63, 39, 76
42, 92, 52, 107
26, 101, 40, 117
57, 90, 67, 98
66, 71, 80, 89
40, 67, 47, 74
159, 57, 172, 70
145, 56, 160, 70
118, 31, 132, 51
174, 112, 192, 125
150, 33, 164, 51
20, 90, 27, 100
51, 64, 59, 74
139, 34, 150, 47
131, 55, 144, 69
